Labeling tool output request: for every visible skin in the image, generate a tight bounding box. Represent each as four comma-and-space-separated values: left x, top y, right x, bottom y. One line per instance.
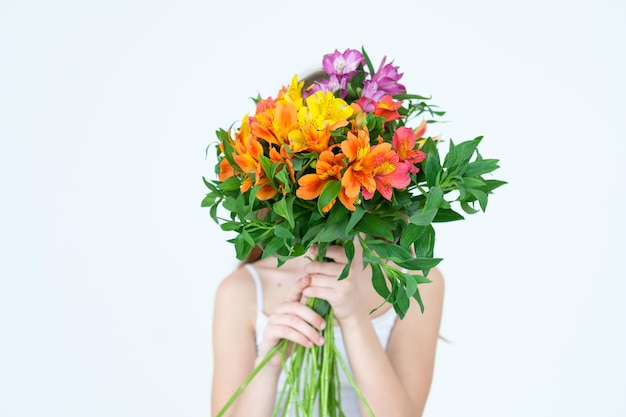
211, 242, 444, 417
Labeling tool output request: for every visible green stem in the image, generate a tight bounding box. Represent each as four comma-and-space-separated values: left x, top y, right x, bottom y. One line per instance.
334, 344, 375, 417
215, 341, 285, 417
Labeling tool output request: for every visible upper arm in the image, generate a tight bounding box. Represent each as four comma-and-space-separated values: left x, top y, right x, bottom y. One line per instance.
386, 267, 445, 414
210, 270, 258, 416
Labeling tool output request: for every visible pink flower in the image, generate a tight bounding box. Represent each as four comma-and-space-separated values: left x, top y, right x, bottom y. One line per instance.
392, 124, 427, 174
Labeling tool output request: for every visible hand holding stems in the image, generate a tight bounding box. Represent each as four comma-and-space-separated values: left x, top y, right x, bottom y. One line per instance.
302, 244, 369, 325
257, 275, 326, 368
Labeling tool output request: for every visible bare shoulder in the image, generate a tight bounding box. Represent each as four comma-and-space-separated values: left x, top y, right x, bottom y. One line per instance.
213, 265, 258, 328
215, 265, 256, 303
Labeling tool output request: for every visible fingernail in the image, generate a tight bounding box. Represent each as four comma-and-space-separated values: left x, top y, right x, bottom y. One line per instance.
318, 336, 324, 345
319, 322, 326, 330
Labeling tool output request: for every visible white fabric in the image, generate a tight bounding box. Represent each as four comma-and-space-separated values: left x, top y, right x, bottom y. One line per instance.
244, 263, 398, 416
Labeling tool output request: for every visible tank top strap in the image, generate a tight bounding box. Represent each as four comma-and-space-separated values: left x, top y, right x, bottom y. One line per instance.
244, 263, 264, 314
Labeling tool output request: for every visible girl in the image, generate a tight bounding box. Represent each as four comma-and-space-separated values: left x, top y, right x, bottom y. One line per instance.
210, 237, 444, 417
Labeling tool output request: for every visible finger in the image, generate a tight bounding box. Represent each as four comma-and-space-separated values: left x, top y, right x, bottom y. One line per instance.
273, 301, 326, 330
267, 315, 325, 347
324, 245, 349, 263
304, 261, 345, 277
286, 276, 311, 303
302, 286, 339, 304
307, 274, 343, 289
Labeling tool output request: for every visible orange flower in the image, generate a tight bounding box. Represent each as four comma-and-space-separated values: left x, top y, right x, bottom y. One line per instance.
218, 158, 235, 181
232, 119, 263, 174
341, 128, 409, 201
288, 123, 332, 154
249, 97, 299, 147
362, 149, 410, 200
340, 129, 377, 199
373, 94, 402, 121
296, 150, 354, 212
222, 118, 262, 193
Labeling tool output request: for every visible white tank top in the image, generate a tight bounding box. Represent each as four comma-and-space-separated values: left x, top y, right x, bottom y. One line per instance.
244, 263, 398, 416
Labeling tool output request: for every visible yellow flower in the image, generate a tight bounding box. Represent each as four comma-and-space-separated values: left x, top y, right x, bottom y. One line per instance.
298, 91, 352, 131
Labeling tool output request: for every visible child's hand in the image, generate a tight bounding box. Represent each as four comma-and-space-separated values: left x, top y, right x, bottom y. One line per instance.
302, 244, 368, 324
258, 275, 326, 367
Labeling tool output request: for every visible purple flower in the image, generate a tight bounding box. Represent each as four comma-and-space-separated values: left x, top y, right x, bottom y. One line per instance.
306, 74, 348, 98
322, 49, 364, 77
370, 56, 406, 96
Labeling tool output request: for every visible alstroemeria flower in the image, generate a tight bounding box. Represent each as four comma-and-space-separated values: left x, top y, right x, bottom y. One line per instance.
296, 150, 354, 212
340, 129, 378, 199
231, 118, 262, 174
223, 117, 262, 193
357, 56, 406, 112
288, 124, 332, 154
322, 49, 364, 77
393, 123, 428, 174
254, 145, 296, 200
303, 91, 353, 131
276, 75, 305, 109
249, 97, 299, 147
307, 74, 349, 98
341, 128, 410, 201
374, 94, 402, 122
361, 148, 410, 201
370, 56, 406, 96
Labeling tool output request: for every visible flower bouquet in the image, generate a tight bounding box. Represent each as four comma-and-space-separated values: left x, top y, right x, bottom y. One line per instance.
202, 47, 505, 416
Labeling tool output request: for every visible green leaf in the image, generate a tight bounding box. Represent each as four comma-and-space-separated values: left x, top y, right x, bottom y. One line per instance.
371, 263, 390, 299
313, 223, 342, 243
209, 204, 219, 223
273, 198, 291, 225
410, 208, 437, 226
343, 239, 355, 263
400, 223, 427, 249
463, 159, 500, 177
393, 286, 410, 319
258, 154, 274, 180
462, 177, 486, 189
301, 223, 325, 243
262, 236, 286, 259
366, 239, 413, 262
234, 234, 252, 260
442, 140, 458, 169
355, 213, 394, 241
461, 201, 479, 214
413, 225, 435, 258
202, 177, 219, 193
455, 136, 482, 165
394, 257, 442, 272
424, 186, 443, 212
422, 139, 441, 187
241, 229, 256, 247
274, 224, 294, 239
317, 180, 342, 214
480, 179, 508, 194
467, 188, 489, 211
412, 288, 425, 313
218, 177, 241, 191
433, 208, 465, 222
220, 222, 241, 232
345, 205, 366, 235
404, 272, 418, 298
201, 193, 218, 208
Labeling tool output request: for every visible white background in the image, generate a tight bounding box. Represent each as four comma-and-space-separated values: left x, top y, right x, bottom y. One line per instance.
1, 1, 624, 416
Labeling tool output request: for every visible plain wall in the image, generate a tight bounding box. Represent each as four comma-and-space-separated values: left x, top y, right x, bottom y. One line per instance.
1, 1, 624, 416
